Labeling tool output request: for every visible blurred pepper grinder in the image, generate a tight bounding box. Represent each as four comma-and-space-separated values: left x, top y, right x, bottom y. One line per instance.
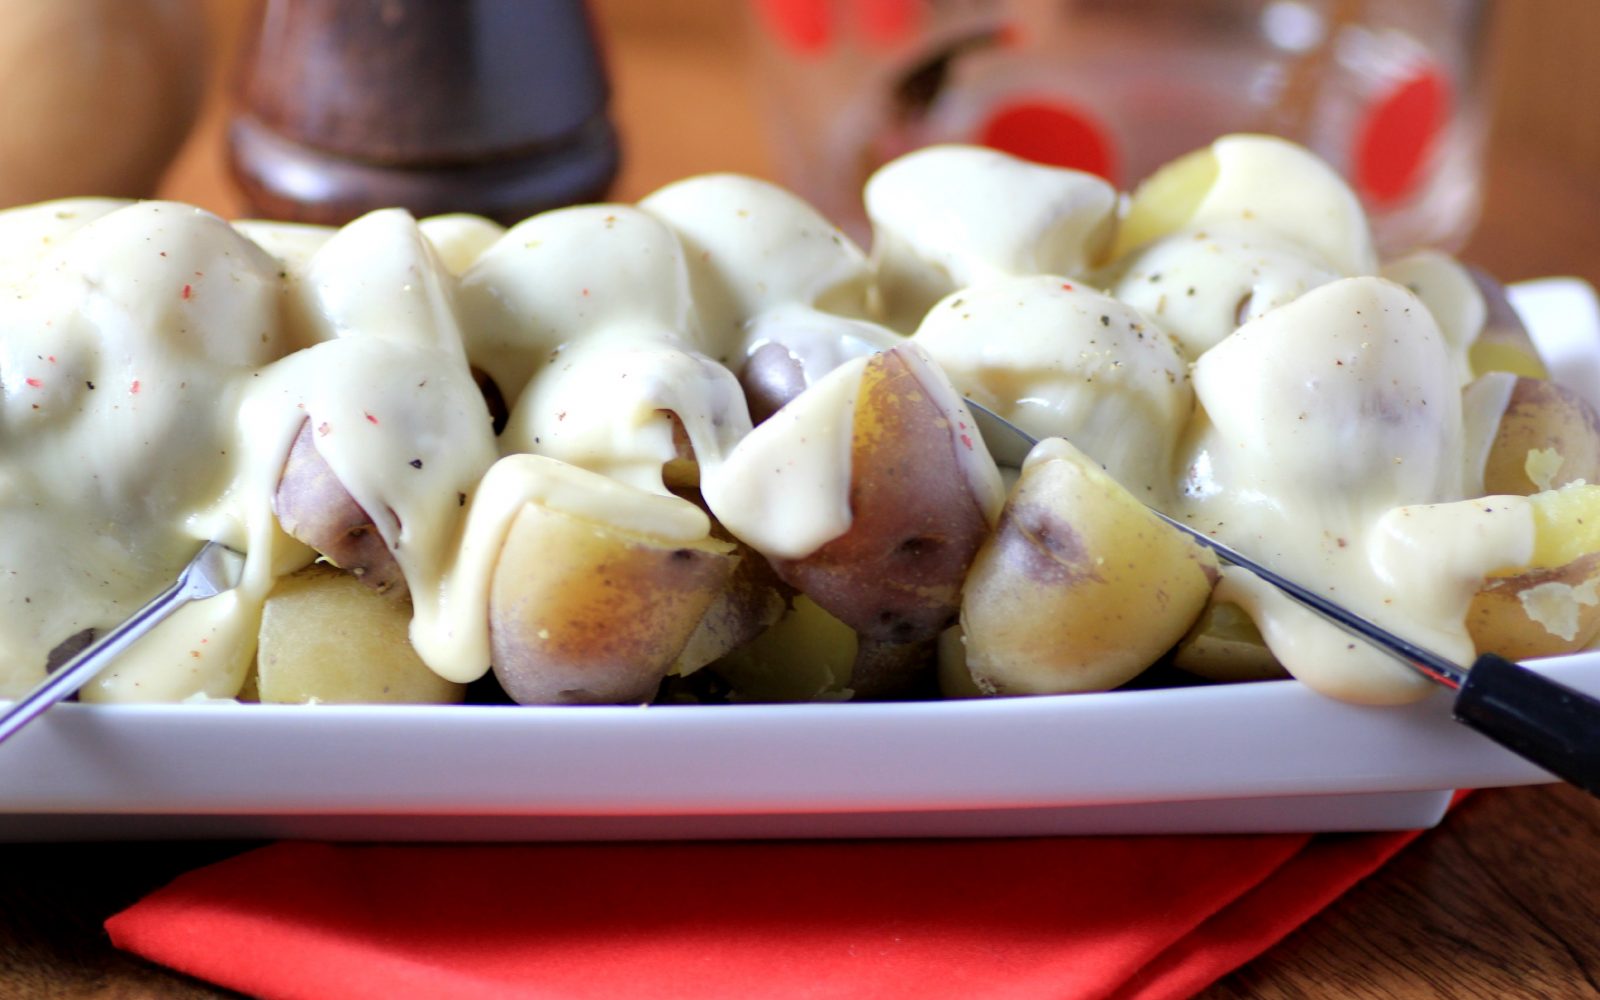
228, 0, 619, 225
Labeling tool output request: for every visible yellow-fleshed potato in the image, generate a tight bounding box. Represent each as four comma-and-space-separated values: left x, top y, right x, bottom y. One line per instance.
768, 345, 1003, 646
712, 594, 857, 702
1109, 134, 1376, 275
256, 563, 464, 704
1479, 376, 1600, 496
959, 438, 1219, 695
1172, 600, 1288, 683
1468, 483, 1600, 659
489, 500, 737, 704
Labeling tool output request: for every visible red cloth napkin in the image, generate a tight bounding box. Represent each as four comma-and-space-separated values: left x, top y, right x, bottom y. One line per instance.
106, 821, 1436, 1000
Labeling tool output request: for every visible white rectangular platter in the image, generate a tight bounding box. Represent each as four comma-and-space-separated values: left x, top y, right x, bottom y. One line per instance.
0, 279, 1596, 841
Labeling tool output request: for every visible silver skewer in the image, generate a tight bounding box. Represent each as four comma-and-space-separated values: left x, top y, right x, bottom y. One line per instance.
0, 541, 245, 746
964, 399, 1470, 689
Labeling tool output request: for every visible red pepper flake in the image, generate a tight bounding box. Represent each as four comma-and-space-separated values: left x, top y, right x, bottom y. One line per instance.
46, 355, 55, 363
317, 421, 332, 437
23, 377, 41, 388
960, 433, 974, 450
181, 284, 192, 300
130, 380, 141, 394
189, 650, 201, 659
580, 288, 590, 297
1061, 282, 1074, 291
365, 412, 379, 425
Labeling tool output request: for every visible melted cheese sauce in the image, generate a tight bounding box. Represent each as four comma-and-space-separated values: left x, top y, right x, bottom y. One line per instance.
911, 275, 1192, 502
0, 136, 1546, 706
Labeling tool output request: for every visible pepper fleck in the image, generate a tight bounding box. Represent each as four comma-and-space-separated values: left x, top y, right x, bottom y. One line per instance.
409, 459, 423, 469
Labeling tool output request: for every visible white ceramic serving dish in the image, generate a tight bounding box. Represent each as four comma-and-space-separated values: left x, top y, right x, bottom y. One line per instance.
0, 279, 1596, 841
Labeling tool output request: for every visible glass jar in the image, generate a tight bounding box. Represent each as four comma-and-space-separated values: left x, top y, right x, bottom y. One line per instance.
747, 0, 1490, 255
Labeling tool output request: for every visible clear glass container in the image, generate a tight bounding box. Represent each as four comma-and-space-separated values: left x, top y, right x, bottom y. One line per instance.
747, 0, 1491, 255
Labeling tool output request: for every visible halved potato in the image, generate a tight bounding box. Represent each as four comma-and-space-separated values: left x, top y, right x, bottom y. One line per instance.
1109, 134, 1375, 275
1172, 600, 1287, 683
489, 499, 736, 705
1467, 483, 1600, 658
763, 344, 1003, 645
959, 438, 1218, 695
256, 563, 463, 704
711, 594, 857, 702
1480, 376, 1600, 495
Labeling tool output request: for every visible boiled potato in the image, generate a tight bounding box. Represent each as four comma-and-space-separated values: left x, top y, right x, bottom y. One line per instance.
1468, 483, 1600, 659
712, 594, 857, 702
274, 418, 406, 596
256, 563, 464, 704
670, 527, 788, 677
1479, 376, 1600, 495
766, 344, 1003, 645
489, 498, 736, 705
959, 438, 1218, 695
1110, 134, 1375, 275
864, 144, 1117, 331
1172, 600, 1287, 683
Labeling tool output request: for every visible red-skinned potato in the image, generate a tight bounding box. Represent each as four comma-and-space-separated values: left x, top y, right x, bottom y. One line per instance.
1466, 483, 1600, 659
274, 418, 406, 597
959, 438, 1218, 695
766, 345, 1002, 645
1479, 376, 1600, 496
489, 496, 737, 705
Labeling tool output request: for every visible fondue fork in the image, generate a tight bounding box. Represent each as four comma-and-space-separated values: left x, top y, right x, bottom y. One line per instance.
964, 399, 1600, 797
0, 542, 245, 747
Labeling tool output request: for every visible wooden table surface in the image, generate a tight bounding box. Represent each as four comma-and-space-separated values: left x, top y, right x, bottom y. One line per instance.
4, 2, 1598, 997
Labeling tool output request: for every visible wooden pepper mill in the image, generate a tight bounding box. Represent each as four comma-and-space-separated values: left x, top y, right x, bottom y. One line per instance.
227, 0, 619, 226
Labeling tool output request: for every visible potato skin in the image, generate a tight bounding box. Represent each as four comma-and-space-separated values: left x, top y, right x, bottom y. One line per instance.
489, 503, 736, 704
769, 348, 994, 645
274, 418, 406, 597
960, 441, 1218, 695
1467, 552, 1600, 660
1482, 377, 1600, 496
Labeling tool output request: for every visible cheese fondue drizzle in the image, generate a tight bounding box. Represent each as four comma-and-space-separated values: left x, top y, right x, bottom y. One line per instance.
0, 202, 293, 699
911, 275, 1192, 504
0, 138, 1551, 703
1180, 277, 1528, 703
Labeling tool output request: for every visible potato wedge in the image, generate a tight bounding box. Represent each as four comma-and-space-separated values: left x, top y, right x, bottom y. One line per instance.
671, 529, 789, 677
1172, 600, 1287, 683
1467, 483, 1600, 658
1480, 376, 1600, 496
763, 344, 1003, 645
256, 563, 463, 704
960, 438, 1218, 695
1110, 134, 1376, 275
489, 498, 736, 705
711, 594, 857, 702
